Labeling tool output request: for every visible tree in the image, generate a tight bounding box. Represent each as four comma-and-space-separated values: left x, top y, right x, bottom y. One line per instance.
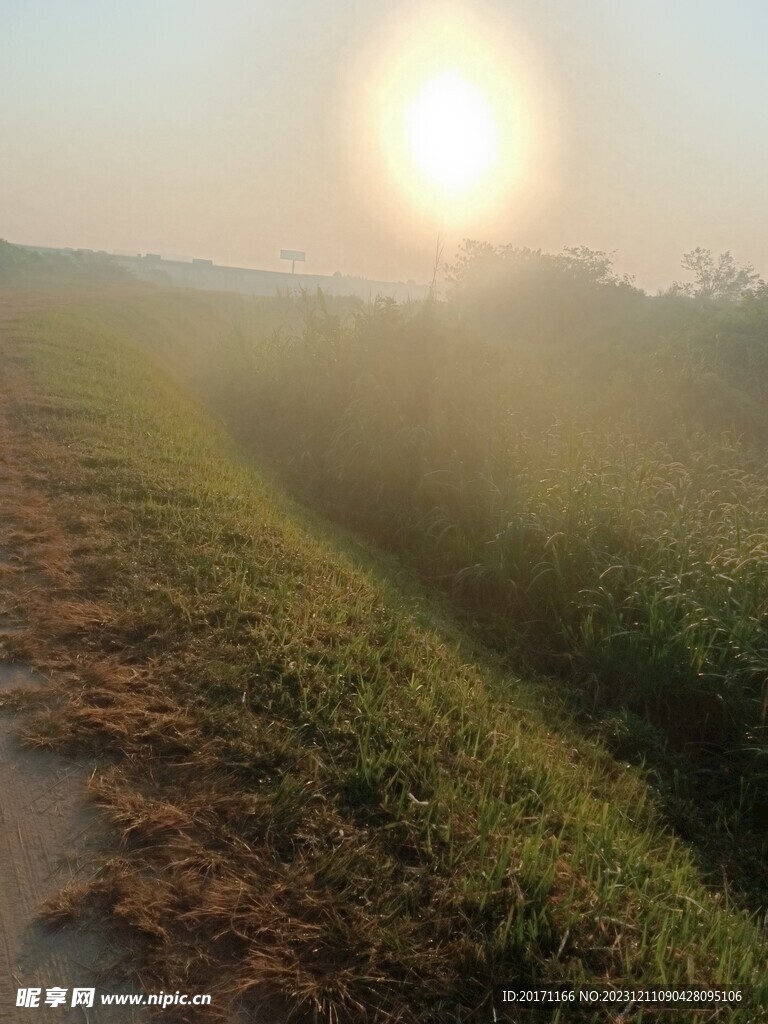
673, 248, 763, 301
445, 241, 637, 294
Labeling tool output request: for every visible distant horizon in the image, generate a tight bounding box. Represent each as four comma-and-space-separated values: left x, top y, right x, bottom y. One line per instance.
11, 236, 430, 286
11, 232, 763, 298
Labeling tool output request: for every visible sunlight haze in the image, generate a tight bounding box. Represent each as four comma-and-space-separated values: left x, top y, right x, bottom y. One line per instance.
2, 0, 767, 290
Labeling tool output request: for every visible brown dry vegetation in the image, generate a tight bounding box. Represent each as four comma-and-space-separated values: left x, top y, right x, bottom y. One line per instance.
0, 304, 297, 1021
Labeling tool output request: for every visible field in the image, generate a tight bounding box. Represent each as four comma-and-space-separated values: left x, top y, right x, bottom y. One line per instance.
0, 245, 766, 1021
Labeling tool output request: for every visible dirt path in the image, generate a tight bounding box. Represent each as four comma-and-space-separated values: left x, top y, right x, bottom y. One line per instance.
0, 668, 141, 1022
0, 297, 146, 1022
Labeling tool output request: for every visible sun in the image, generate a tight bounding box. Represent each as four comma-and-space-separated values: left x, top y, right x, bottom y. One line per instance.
405, 69, 498, 197
351, 5, 557, 228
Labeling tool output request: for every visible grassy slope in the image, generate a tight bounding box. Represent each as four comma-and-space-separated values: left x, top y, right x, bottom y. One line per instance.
3, 295, 767, 1022
136, 284, 768, 907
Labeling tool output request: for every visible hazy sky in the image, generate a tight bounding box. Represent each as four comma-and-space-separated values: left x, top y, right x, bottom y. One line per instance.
2, 0, 767, 291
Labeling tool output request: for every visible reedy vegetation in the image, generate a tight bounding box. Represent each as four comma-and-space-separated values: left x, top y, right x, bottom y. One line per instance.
195, 246, 768, 893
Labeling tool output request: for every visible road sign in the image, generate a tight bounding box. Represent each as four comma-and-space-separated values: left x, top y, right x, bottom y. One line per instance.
280, 249, 306, 274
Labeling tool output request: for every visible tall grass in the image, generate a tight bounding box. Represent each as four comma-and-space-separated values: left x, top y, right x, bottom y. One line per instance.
200, 288, 768, 871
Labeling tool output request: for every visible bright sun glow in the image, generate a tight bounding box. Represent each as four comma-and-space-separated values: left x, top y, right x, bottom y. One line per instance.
405, 70, 498, 197
350, 5, 556, 229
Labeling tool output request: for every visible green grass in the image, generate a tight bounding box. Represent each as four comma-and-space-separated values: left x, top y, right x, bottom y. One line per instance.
163, 288, 768, 904
1, 292, 766, 1021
